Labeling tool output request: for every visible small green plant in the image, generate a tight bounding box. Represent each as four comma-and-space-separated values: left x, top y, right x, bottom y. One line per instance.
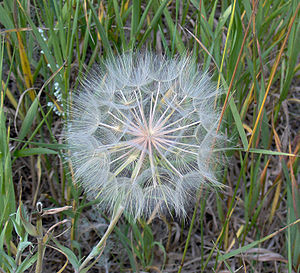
0, 206, 36, 273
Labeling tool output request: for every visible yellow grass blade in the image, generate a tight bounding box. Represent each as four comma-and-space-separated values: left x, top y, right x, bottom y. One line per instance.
16, 31, 35, 100
2, 80, 24, 119
269, 179, 282, 224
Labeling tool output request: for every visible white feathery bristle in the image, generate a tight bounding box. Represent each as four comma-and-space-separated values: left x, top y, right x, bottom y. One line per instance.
65, 52, 225, 219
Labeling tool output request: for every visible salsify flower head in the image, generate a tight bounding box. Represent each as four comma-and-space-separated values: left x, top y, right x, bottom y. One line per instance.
65, 52, 224, 218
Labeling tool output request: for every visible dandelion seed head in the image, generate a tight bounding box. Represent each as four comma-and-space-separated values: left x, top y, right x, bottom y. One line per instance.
65, 52, 225, 219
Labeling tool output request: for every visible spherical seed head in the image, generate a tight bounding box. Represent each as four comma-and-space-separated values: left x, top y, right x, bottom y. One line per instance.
65, 52, 224, 219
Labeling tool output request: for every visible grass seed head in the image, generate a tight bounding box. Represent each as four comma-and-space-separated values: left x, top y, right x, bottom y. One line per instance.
65, 52, 224, 219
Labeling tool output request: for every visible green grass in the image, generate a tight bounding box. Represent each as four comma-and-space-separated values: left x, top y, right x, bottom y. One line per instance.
0, 0, 299, 272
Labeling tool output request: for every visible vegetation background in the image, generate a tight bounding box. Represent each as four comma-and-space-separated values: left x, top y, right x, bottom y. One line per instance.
0, 0, 299, 272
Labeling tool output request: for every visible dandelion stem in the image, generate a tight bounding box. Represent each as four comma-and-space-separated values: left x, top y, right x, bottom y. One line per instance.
35, 214, 44, 273
78, 206, 124, 273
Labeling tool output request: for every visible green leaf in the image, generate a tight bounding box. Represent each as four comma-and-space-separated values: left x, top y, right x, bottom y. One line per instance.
130, 0, 140, 41
53, 238, 79, 271
14, 147, 58, 158
18, 97, 38, 141
138, 0, 170, 47
17, 241, 33, 256
10, 213, 25, 239
10, 138, 66, 149
163, 7, 185, 54
214, 147, 298, 157
18, 203, 38, 237
282, 160, 300, 269
87, 0, 113, 56
248, 148, 297, 157
219, 219, 300, 262
229, 99, 248, 150
0, 250, 16, 271
15, 253, 37, 273
113, 0, 126, 47
114, 226, 137, 272
0, 221, 8, 252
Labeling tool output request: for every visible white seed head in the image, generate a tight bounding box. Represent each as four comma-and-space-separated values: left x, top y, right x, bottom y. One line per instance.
65, 52, 224, 218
